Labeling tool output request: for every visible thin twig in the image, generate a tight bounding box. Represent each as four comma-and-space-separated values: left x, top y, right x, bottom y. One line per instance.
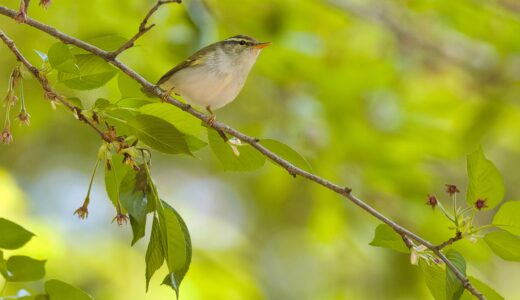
435, 231, 463, 251
0, 5, 484, 299
107, 0, 181, 58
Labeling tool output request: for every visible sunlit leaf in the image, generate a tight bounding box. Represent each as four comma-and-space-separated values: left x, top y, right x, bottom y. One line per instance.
119, 168, 148, 245
45, 279, 92, 300
466, 147, 505, 209
208, 129, 266, 172
105, 154, 132, 208
6, 256, 46, 282
139, 103, 202, 137
420, 260, 445, 300
128, 114, 191, 155
369, 224, 409, 253
445, 250, 465, 300
145, 217, 164, 291
47, 42, 78, 74
460, 276, 504, 300
261, 139, 313, 172
58, 54, 117, 90
484, 231, 520, 261
118, 73, 147, 99
492, 201, 520, 236
0, 218, 34, 250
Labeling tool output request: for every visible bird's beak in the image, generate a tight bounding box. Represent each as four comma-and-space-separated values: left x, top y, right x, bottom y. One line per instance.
253, 42, 271, 49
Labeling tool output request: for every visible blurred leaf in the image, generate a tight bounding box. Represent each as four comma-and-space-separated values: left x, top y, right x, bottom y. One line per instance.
139, 103, 202, 137
34, 49, 48, 63
0, 218, 34, 250
116, 98, 154, 108
492, 201, 520, 235
466, 147, 505, 209
45, 279, 92, 300
6, 256, 46, 282
158, 201, 191, 297
460, 276, 504, 300
128, 114, 191, 155
119, 169, 148, 245
88, 35, 127, 52
118, 73, 146, 99
0, 250, 7, 278
420, 260, 445, 300
145, 217, 164, 291
261, 139, 312, 172
58, 54, 117, 90
369, 224, 409, 253
105, 154, 131, 208
484, 231, 520, 261
93, 98, 113, 110
445, 250, 465, 300
208, 129, 266, 172
47, 42, 78, 74
66, 97, 84, 109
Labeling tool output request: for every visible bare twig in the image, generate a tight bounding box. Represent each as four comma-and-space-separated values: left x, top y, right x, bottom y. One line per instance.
107, 0, 182, 58
0, 30, 111, 143
0, 5, 484, 299
435, 231, 463, 251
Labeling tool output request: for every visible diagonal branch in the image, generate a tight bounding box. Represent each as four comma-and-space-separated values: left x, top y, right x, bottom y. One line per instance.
0, 5, 484, 299
108, 0, 182, 58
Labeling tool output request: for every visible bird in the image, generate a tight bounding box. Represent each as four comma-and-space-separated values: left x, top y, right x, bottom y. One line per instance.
156, 35, 270, 124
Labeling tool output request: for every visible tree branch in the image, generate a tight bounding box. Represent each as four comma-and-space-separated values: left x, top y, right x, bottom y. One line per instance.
435, 231, 463, 251
107, 0, 182, 58
0, 5, 485, 299
0, 30, 111, 143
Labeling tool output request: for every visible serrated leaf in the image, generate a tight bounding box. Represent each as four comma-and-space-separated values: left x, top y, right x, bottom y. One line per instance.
145, 217, 164, 291
492, 201, 520, 236
484, 231, 520, 261
461, 276, 504, 300
45, 279, 92, 300
466, 147, 505, 209
128, 114, 191, 155
119, 169, 148, 245
420, 260, 445, 300
0, 218, 34, 250
47, 42, 79, 74
6, 256, 46, 282
158, 201, 191, 297
261, 139, 312, 172
58, 54, 117, 90
208, 129, 266, 172
369, 224, 409, 253
105, 154, 132, 208
445, 250, 466, 300
139, 103, 202, 137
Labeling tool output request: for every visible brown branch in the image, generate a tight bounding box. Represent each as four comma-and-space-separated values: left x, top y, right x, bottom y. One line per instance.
435, 231, 463, 251
0, 5, 485, 299
107, 0, 182, 58
0, 30, 111, 143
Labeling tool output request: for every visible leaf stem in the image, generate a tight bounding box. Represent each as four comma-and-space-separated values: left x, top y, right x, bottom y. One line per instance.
469, 224, 494, 234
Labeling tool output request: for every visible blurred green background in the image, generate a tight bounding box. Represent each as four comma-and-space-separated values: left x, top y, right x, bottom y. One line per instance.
1, 0, 520, 299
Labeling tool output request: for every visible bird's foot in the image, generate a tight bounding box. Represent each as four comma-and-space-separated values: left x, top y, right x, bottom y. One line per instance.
161, 87, 175, 102
206, 106, 216, 126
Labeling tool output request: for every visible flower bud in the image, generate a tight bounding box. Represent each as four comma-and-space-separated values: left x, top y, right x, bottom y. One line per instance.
17, 110, 30, 126
1, 128, 13, 144
426, 194, 438, 209
474, 198, 488, 211
445, 184, 460, 196
39, 0, 52, 9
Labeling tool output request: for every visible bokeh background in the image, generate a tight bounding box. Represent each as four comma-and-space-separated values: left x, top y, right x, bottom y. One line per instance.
1, 0, 520, 299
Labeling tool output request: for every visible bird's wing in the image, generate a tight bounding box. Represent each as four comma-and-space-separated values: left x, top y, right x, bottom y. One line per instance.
156, 44, 214, 86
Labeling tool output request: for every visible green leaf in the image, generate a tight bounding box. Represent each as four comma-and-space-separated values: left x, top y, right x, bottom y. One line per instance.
88, 35, 127, 52
47, 42, 79, 74
118, 73, 147, 99
420, 260, 445, 300
0, 250, 7, 278
145, 217, 164, 291
128, 114, 191, 155
66, 97, 84, 109
0, 218, 34, 250
369, 224, 409, 253
445, 250, 466, 300
58, 54, 117, 90
104, 154, 132, 207
6, 256, 46, 282
139, 103, 202, 137
208, 129, 266, 172
492, 201, 520, 236
261, 139, 313, 172
45, 279, 92, 300
466, 147, 505, 209
158, 201, 191, 297
461, 276, 504, 300
116, 97, 154, 109
119, 168, 148, 245
484, 231, 520, 261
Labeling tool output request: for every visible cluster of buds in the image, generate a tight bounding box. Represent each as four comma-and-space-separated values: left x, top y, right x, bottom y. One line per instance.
2, 66, 31, 144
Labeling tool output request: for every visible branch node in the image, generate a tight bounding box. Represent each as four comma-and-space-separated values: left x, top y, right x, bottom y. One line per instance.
344, 187, 352, 194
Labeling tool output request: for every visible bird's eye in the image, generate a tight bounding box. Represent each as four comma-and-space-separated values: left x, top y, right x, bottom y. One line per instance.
239, 40, 246, 45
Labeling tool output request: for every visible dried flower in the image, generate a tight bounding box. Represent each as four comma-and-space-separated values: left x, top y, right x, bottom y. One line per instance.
39, 0, 52, 9
15, 0, 28, 23
112, 213, 129, 226
73, 202, 89, 220
475, 198, 488, 211
1, 128, 13, 144
10, 68, 22, 90
426, 194, 438, 209
17, 110, 30, 126
445, 184, 460, 196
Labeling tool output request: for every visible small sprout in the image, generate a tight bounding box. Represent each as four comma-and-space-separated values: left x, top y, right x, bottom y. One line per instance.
426, 194, 438, 209
17, 110, 30, 126
445, 184, 460, 196
123, 153, 140, 171
15, 9, 27, 23
39, 0, 52, 9
1, 128, 13, 144
92, 111, 100, 124
474, 198, 488, 211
